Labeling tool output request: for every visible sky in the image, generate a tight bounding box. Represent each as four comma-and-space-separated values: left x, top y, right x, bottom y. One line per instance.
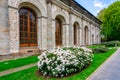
75, 0, 115, 16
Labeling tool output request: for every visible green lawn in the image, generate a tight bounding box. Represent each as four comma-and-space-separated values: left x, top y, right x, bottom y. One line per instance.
0, 49, 117, 80
0, 55, 38, 71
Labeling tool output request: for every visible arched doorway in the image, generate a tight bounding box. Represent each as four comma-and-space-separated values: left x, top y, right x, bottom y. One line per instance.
19, 8, 37, 47
55, 15, 66, 47
73, 22, 79, 45
55, 17, 62, 46
84, 26, 88, 45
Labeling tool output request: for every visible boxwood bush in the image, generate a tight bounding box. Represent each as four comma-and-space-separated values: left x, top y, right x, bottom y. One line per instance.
92, 46, 108, 53
104, 41, 120, 47
38, 46, 93, 77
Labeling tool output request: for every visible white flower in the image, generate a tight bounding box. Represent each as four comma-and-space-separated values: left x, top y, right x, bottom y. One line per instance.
37, 46, 93, 77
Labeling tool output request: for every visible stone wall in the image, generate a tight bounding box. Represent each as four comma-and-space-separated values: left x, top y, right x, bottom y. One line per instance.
0, 0, 101, 55
0, 0, 9, 55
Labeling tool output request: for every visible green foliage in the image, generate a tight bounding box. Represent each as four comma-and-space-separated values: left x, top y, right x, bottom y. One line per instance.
97, 1, 120, 41
92, 46, 108, 53
104, 41, 120, 47
97, 8, 106, 22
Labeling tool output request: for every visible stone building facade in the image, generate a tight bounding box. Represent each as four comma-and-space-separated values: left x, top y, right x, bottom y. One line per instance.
0, 0, 101, 55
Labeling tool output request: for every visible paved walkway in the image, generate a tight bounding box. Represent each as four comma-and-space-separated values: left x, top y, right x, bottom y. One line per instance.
0, 53, 40, 62
0, 63, 37, 77
87, 48, 120, 80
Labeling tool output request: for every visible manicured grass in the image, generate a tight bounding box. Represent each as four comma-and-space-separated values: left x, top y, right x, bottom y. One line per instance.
0, 55, 38, 72
0, 49, 117, 80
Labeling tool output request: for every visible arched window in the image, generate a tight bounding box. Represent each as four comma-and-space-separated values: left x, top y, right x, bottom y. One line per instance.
55, 18, 62, 46
74, 23, 77, 45
19, 8, 37, 47
92, 35, 94, 44
84, 26, 88, 45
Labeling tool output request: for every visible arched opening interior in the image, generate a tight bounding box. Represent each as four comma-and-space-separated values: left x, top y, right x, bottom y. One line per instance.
19, 7, 37, 47
84, 26, 88, 45
73, 22, 79, 45
92, 34, 94, 44
55, 15, 65, 47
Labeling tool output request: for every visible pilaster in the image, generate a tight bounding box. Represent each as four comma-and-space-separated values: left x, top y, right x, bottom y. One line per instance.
69, 13, 74, 46
9, 7, 19, 53
47, 0, 53, 49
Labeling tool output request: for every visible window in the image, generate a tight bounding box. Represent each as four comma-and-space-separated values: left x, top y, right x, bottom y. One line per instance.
55, 18, 62, 46
84, 26, 88, 45
74, 24, 77, 45
19, 8, 37, 47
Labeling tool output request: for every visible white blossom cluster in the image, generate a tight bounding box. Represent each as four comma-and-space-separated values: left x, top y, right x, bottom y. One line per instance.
38, 46, 93, 77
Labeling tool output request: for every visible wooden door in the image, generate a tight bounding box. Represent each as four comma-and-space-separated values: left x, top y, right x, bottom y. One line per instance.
74, 25, 77, 45
55, 18, 62, 46
19, 8, 37, 47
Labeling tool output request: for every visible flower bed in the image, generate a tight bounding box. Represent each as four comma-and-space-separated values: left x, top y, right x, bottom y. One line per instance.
38, 46, 93, 77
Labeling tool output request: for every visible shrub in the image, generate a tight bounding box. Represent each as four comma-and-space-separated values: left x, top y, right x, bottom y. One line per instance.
38, 46, 93, 77
104, 41, 120, 47
92, 46, 108, 53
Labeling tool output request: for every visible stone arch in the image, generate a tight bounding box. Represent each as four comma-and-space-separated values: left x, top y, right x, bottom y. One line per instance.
18, 2, 43, 48
9, 0, 47, 17
9, 0, 46, 53
52, 10, 69, 24
83, 24, 90, 30
18, 2, 41, 17
84, 26, 89, 45
73, 22, 80, 28
72, 18, 81, 28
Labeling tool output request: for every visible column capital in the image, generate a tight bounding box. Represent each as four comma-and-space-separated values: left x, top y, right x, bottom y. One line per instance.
37, 16, 48, 19
63, 24, 70, 25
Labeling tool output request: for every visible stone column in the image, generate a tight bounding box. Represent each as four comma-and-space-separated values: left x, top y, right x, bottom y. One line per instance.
62, 24, 66, 47
37, 18, 42, 49
9, 7, 19, 53
52, 19, 55, 49
41, 17, 47, 50
0, 0, 9, 54
47, 0, 53, 49
98, 29, 101, 44
65, 24, 69, 47
94, 26, 97, 44
77, 28, 81, 46
80, 28, 82, 46
88, 22, 92, 45
81, 17, 84, 46
87, 30, 90, 45
69, 13, 74, 46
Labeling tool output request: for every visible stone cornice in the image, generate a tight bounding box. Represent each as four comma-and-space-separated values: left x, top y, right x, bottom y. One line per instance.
52, 0, 101, 29
52, 0, 70, 11
59, 0, 101, 25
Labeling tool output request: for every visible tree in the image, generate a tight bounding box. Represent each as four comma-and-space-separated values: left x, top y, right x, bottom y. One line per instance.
97, 8, 106, 22
97, 8, 107, 41
97, 1, 120, 41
